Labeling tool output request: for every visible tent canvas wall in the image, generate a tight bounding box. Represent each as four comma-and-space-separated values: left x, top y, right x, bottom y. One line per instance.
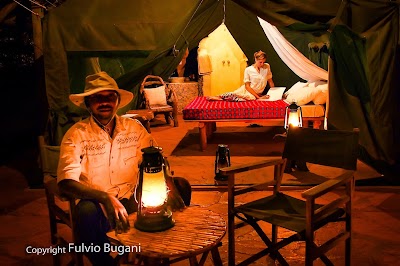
42, 0, 400, 177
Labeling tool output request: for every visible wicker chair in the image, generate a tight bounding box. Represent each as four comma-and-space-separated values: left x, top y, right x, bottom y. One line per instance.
140, 75, 178, 127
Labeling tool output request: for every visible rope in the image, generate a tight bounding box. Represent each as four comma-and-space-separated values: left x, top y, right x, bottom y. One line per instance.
172, 0, 205, 56
223, 0, 226, 24
12, 0, 40, 16
28, 0, 47, 10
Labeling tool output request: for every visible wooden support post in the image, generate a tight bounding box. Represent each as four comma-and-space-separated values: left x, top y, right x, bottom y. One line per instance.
198, 122, 207, 151
31, 6, 44, 60
31, 5, 48, 134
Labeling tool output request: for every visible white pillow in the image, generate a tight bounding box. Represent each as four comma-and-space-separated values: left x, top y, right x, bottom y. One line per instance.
286, 87, 320, 105
307, 80, 326, 88
312, 83, 328, 105
285, 81, 307, 96
144, 86, 167, 106
285, 82, 320, 105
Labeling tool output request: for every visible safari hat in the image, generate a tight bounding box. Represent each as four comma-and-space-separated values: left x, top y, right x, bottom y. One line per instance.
69, 71, 133, 109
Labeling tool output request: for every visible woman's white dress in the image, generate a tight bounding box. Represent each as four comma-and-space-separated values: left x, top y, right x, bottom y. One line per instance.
220, 63, 273, 101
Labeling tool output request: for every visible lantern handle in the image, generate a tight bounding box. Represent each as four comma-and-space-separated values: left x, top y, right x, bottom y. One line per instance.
163, 156, 174, 176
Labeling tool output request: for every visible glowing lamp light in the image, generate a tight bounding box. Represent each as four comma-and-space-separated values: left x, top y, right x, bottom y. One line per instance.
134, 146, 175, 232
141, 170, 168, 207
284, 101, 303, 130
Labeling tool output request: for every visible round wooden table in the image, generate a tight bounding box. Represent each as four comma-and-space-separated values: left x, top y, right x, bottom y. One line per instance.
110, 207, 226, 265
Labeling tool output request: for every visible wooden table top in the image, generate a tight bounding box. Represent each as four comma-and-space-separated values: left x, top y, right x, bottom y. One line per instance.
110, 207, 226, 259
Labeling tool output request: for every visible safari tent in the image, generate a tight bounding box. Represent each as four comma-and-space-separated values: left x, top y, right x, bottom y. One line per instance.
41, 0, 399, 176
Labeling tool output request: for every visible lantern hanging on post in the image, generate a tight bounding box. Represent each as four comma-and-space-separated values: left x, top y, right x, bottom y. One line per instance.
134, 146, 175, 232
214, 144, 231, 182
284, 101, 303, 130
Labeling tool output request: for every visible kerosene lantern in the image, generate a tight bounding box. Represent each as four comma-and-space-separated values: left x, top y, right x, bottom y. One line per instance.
134, 146, 174, 232
284, 101, 303, 130
214, 144, 231, 181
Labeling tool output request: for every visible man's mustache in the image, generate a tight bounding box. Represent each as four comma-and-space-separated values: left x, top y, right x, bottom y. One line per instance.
97, 104, 113, 110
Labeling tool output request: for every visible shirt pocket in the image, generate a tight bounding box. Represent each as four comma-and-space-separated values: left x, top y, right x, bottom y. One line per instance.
119, 154, 139, 183
123, 155, 137, 167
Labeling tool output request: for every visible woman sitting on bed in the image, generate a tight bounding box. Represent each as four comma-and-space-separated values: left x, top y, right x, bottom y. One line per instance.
208, 50, 275, 102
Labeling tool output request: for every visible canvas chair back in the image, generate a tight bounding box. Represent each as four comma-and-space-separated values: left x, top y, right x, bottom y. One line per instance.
283, 125, 359, 170
38, 136, 60, 178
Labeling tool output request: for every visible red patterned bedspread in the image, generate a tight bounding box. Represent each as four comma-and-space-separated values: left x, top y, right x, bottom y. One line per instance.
183, 96, 289, 120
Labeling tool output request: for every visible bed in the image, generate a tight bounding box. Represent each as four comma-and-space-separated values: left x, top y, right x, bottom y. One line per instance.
183, 96, 325, 150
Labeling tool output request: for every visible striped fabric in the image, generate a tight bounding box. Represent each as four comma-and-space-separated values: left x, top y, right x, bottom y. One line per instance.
183, 97, 289, 120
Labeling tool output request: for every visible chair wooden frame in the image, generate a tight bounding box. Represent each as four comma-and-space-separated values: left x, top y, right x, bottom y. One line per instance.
140, 75, 179, 127
220, 126, 359, 266
40, 136, 124, 266
39, 136, 84, 266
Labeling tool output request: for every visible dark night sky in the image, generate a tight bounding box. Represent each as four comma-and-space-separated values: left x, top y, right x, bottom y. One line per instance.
1, 4, 44, 186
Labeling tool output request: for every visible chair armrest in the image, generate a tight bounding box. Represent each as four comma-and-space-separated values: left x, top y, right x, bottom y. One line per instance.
45, 178, 78, 202
301, 170, 354, 200
168, 86, 178, 104
220, 157, 284, 175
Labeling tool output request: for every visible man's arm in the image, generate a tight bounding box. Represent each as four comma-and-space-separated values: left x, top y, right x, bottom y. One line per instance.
58, 179, 130, 233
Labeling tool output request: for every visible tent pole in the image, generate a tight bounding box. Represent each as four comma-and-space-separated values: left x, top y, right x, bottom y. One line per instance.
31, 5, 43, 60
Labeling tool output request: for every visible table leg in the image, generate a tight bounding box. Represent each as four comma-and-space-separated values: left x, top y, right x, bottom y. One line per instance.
198, 122, 207, 151
206, 122, 216, 139
312, 119, 322, 129
189, 256, 200, 266
211, 245, 223, 266
198, 250, 210, 265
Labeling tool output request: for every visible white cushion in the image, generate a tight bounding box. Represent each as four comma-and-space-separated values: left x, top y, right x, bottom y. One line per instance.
307, 80, 326, 88
285, 81, 329, 106
285, 82, 320, 105
144, 86, 167, 106
285, 81, 307, 96
312, 83, 328, 105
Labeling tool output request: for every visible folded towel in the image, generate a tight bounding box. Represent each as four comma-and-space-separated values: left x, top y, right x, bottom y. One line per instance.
198, 50, 212, 75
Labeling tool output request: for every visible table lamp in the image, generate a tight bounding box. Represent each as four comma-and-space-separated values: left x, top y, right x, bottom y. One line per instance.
284, 101, 303, 130
134, 146, 175, 232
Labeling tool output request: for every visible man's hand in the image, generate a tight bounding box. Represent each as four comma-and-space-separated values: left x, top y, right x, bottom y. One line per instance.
103, 195, 130, 234
58, 179, 130, 233
163, 157, 186, 211
167, 185, 186, 211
